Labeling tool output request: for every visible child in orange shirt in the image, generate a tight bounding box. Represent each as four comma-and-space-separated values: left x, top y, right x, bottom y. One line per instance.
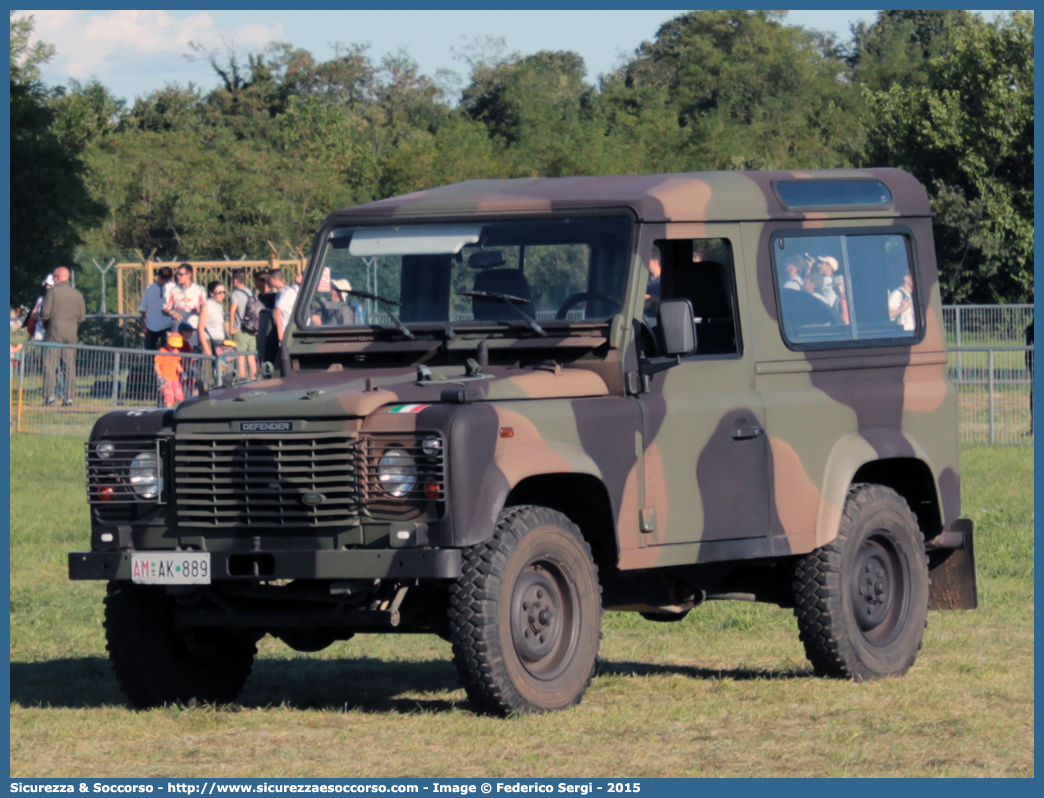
155, 333, 186, 407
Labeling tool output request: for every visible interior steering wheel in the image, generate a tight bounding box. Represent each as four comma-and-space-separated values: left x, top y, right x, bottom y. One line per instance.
555, 292, 621, 320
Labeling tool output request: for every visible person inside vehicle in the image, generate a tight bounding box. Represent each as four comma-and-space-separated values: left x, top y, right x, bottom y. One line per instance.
781, 255, 805, 291
888, 272, 916, 331
644, 247, 662, 319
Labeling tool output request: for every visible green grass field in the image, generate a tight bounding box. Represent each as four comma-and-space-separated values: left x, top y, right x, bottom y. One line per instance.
9, 436, 1033, 777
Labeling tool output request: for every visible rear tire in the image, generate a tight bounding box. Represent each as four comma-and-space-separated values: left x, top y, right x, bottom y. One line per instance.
793, 484, 929, 680
104, 582, 256, 708
449, 506, 602, 715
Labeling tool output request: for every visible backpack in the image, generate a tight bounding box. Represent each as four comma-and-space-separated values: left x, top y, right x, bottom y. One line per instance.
240, 295, 264, 334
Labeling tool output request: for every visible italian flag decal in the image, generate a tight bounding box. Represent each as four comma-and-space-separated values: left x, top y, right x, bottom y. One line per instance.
389, 404, 430, 414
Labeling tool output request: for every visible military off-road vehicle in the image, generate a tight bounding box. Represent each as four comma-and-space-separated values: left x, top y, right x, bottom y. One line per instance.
71, 169, 976, 715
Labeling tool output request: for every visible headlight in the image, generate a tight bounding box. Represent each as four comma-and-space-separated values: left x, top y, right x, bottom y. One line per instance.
128, 451, 161, 500
377, 448, 417, 498
421, 435, 442, 456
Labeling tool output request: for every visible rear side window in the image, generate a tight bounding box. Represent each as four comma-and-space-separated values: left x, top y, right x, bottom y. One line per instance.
773, 231, 919, 349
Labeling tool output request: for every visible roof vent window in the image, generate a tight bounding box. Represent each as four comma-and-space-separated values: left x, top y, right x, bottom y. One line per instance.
775, 180, 892, 210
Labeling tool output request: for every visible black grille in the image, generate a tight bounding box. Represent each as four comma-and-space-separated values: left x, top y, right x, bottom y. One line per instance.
174, 435, 360, 528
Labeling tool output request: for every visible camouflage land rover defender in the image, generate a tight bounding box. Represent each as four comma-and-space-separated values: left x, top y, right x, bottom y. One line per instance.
70, 169, 977, 715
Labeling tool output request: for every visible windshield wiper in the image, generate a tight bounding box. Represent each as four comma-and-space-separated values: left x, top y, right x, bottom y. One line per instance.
346, 289, 414, 340
458, 291, 546, 337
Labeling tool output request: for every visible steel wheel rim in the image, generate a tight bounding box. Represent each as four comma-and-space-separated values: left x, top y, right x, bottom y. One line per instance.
850, 534, 910, 647
510, 559, 578, 681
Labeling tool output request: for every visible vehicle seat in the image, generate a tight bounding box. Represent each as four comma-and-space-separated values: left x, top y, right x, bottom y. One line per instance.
472, 269, 534, 321
670, 261, 736, 355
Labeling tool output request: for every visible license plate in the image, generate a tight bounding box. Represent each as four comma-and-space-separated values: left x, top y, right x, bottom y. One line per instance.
131, 552, 211, 585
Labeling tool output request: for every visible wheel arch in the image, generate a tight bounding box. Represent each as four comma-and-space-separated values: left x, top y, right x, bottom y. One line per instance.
505, 473, 618, 575
815, 431, 943, 548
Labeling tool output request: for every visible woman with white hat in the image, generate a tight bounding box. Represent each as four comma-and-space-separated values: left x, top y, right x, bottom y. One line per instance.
26, 273, 54, 341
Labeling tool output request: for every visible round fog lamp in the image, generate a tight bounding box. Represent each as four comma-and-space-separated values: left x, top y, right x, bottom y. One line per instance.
377, 448, 417, 498
421, 435, 442, 456
96, 442, 115, 459
128, 451, 160, 500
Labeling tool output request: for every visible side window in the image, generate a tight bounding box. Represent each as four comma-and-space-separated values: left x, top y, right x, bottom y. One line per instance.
648, 238, 740, 356
774, 232, 919, 348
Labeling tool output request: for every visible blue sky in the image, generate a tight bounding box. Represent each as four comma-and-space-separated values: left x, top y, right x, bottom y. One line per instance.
21, 9, 1009, 104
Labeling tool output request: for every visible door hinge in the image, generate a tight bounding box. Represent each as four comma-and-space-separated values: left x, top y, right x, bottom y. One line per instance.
640, 506, 658, 534
626, 370, 641, 395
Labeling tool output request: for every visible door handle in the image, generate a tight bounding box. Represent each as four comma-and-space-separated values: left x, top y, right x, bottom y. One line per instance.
733, 425, 763, 440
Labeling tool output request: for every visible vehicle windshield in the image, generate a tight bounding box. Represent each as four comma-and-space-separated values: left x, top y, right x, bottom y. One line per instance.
300, 216, 632, 333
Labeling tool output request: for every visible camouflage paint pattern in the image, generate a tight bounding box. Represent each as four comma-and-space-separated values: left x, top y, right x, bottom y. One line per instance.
77, 168, 964, 585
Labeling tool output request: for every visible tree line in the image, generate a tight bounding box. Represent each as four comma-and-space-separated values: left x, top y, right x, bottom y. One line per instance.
9, 10, 1034, 308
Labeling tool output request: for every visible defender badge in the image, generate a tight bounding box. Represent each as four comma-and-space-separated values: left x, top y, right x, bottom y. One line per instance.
240, 421, 294, 432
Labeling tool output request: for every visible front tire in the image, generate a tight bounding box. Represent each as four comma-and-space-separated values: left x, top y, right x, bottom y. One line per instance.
793, 484, 929, 680
449, 506, 602, 715
104, 582, 257, 708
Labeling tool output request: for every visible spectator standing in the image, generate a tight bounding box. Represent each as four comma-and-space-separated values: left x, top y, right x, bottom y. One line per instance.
41, 266, 86, 406
197, 281, 229, 356
229, 269, 258, 380
27, 274, 54, 341
164, 263, 205, 334
138, 266, 174, 350
154, 332, 186, 408
268, 269, 299, 341
10, 342, 24, 382
197, 281, 229, 387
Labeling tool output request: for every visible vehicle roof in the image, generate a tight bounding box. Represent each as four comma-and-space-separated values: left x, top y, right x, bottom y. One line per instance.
330, 168, 931, 224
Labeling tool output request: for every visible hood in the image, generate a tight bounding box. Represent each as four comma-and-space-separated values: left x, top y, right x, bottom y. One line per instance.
173, 365, 610, 421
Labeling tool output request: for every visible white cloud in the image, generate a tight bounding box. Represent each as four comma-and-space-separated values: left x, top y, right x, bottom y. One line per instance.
23, 9, 283, 82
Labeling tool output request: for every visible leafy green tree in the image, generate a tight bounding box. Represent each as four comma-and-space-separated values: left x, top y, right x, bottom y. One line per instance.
123, 84, 206, 134
460, 50, 623, 177
861, 12, 1033, 302
612, 10, 862, 170
48, 79, 126, 150
10, 10, 54, 84
9, 14, 104, 305
849, 10, 973, 90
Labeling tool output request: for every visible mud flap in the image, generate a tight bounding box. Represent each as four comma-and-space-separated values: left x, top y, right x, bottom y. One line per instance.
926, 519, 977, 610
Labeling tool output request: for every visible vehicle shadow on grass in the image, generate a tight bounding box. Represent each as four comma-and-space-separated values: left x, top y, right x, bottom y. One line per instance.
11, 656, 812, 713
598, 660, 814, 681
10, 656, 466, 714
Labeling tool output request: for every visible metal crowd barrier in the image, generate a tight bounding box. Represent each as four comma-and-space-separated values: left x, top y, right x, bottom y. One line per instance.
948, 345, 1033, 445
11, 341, 257, 437
8, 341, 1034, 444
943, 304, 1034, 348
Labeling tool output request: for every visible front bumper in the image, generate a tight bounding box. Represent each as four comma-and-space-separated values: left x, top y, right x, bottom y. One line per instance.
68, 547, 462, 582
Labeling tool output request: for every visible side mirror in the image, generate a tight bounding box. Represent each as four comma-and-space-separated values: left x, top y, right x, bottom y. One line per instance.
657, 298, 696, 357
